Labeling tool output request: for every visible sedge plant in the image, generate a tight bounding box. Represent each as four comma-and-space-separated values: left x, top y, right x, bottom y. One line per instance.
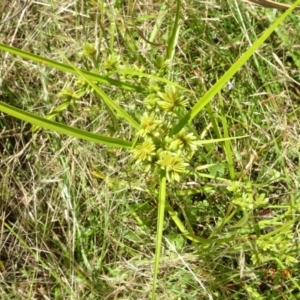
1, 0, 300, 298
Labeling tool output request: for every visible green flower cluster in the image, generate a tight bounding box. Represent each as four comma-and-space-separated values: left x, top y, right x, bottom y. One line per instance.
133, 83, 198, 182
252, 226, 298, 267
227, 181, 268, 211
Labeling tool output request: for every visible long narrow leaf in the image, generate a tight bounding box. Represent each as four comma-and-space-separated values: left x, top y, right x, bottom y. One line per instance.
218, 92, 236, 180
166, 0, 181, 61
0, 101, 132, 148
195, 135, 247, 145
151, 170, 167, 300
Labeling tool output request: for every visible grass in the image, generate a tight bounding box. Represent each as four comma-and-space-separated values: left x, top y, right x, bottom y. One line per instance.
1, 0, 300, 299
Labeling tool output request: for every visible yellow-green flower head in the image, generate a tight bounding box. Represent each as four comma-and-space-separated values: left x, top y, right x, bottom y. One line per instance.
138, 112, 162, 138
132, 64, 145, 73
133, 139, 156, 164
169, 129, 198, 153
157, 151, 188, 182
157, 85, 188, 113
103, 54, 120, 71
58, 88, 78, 101
82, 43, 96, 58
75, 76, 88, 89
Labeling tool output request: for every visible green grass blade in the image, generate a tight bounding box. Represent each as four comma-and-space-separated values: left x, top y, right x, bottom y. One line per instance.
0, 43, 143, 92
195, 136, 247, 145
172, 0, 300, 134
218, 92, 236, 180
0, 101, 132, 148
166, 0, 181, 61
151, 170, 167, 300
206, 102, 222, 139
